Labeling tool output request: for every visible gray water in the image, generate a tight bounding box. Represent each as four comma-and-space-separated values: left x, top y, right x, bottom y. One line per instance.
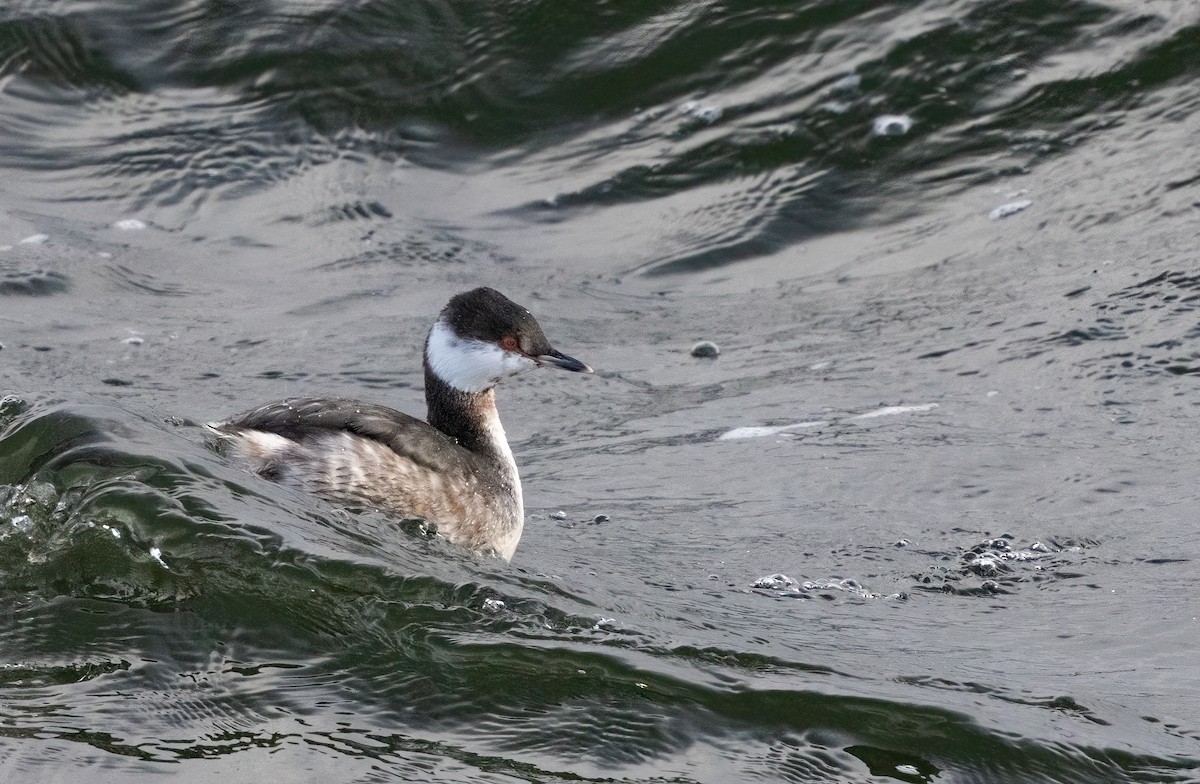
2, 0, 1199, 781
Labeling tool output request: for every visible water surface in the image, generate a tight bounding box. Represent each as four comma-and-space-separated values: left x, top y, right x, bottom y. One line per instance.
2, 0, 1200, 781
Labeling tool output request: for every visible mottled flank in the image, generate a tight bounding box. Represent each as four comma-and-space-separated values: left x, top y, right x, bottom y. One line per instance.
208, 395, 523, 559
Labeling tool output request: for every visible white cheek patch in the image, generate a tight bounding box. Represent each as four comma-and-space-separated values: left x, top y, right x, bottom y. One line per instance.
426, 320, 536, 393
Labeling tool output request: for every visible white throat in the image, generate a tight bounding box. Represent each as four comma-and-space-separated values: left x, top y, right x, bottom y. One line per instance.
480, 404, 524, 559
426, 319, 536, 393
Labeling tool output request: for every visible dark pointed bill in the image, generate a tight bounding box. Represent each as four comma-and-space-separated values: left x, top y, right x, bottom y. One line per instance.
537, 349, 592, 373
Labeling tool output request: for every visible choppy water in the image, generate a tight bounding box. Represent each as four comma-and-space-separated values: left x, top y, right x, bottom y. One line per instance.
3, 0, 1200, 781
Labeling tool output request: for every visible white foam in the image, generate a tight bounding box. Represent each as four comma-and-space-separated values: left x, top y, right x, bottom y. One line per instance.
718, 421, 827, 440
114, 219, 147, 230
719, 403, 938, 440
848, 403, 939, 421
830, 73, 861, 92
680, 101, 722, 124
989, 200, 1032, 220
19, 234, 48, 245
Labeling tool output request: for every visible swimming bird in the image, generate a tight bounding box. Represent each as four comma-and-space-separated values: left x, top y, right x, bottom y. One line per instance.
208, 287, 592, 560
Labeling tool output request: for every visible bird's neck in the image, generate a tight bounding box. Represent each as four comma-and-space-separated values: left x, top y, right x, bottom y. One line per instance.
424, 366, 515, 469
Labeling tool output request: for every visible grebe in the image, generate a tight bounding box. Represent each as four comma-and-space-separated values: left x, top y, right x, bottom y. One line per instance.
207, 287, 592, 560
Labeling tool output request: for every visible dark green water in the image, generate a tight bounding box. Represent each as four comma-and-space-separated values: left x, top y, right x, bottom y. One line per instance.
2, 0, 1200, 781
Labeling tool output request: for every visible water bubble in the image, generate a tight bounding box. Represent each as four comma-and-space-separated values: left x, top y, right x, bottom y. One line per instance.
399, 517, 437, 539
482, 598, 505, 612
0, 395, 28, 420
691, 340, 720, 358
550, 510, 567, 520
753, 573, 799, 591
969, 556, 999, 575
872, 114, 913, 136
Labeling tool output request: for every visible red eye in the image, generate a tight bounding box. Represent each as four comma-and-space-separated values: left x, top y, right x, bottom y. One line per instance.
500, 336, 520, 352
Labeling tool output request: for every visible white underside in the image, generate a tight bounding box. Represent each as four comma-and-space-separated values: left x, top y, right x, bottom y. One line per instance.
426, 319, 536, 393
